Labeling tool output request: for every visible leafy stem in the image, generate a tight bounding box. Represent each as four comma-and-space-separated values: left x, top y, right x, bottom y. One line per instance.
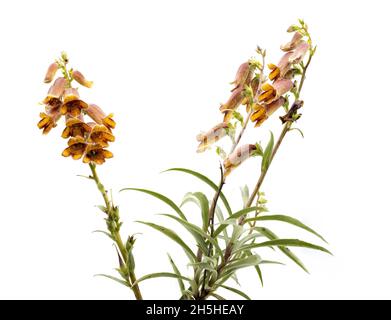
88, 163, 143, 300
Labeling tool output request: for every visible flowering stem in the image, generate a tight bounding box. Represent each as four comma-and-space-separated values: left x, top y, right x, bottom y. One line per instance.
88, 163, 143, 300
230, 113, 251, 154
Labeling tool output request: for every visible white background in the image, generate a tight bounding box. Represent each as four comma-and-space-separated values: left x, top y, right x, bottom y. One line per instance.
0, 0, 390, 300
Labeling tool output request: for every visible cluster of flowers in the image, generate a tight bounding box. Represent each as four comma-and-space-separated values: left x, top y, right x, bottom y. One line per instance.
196, 29, 310, 175
37, 55, 116, 165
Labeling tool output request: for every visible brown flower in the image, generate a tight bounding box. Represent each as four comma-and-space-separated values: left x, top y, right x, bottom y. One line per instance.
72, 70, 93, 88
61, 136, 88, 160
86, 104, 116, 129
280, 32, 303, 51
220, 86, 245, 122
250, 97, 286, 127
82, 144, 113, 165
224, 144, 257, 176
37, 106, 61, 134
60, 88, 88, 117
258, 79, 292, 104
88, 123, 115, 147
61, 114, 91, 139
44, 62, 59, 83
43, 77, 66, 109
231, 62, 252, 91
196, 123, 230, 153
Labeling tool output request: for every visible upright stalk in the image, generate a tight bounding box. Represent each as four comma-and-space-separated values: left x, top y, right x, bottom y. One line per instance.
88, 163, 143, 300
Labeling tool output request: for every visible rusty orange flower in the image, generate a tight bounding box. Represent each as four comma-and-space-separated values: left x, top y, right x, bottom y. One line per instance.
82, 144, 113, 165
61, 136, 88, 160
43, 77, 66, 109
86, 104, 116, 129
61, 115, 91, 139
250, 97, 286, 127
60, 88, 88, 117
37, 106, 62, 134
88, 123, 115, 147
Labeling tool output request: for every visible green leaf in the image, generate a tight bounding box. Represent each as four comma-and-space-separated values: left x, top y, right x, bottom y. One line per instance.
210, 293, 226, 300
214, 207, 260, 236
262, 132, 274, 171
245, 214, 327, 243
223, 254, 262, 274
159, 214, 222, 258
121, 188, 186, 221
215, 206, 229, 246
132, 272, 191, 288
237, 239, 332, 255
164, 168, 232, 216
219, 285, 251, 300
95, 274, 130, 287
240, 185, 249, 208
256, 227, 308, 272
92, 230, 113, 240
181, 192, 209, 232
168, 254, 185, 294
137, 221, 197, 262
254, 265, 263, 287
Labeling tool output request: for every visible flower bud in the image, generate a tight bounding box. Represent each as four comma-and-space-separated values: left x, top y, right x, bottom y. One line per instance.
44, 62, 58, 83
72, 70, 93, 88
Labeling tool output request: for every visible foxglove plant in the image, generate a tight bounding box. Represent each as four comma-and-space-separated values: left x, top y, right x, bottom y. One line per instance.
38, 53, 143, 300
38, 20, 330, 300
123, 20, 330, 300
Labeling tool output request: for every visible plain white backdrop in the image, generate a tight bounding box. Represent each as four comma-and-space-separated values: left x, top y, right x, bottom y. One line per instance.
0, 0, 390, 299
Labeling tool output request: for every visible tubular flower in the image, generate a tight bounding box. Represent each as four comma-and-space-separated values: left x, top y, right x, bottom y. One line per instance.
61, 136, 88, 160
250, 97, 286, 127
259, 79, 292, 104
268, 35, 310, 81
88, 123, 115, 147
37, 107, 62, 134
86, 104, 116, 129
196, 123, 230, 153
44, 62, 59, 83
224, 144, 257, 176
72, 70, 93, 88
220, 86, 245, 122
60, 88, 88, 117
280, 32, 303, 51
82, 144, 113, 165
231, 62, 251, 91
61, 115, 91, 139
43, 77, 66, 109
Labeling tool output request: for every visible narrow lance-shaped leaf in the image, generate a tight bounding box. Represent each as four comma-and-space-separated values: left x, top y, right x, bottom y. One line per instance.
168, 254, 185, 295
219, 284, 251, 300
121, 188, 187, 220
158, 214, 209, 257
214, 207, 259, 236
256, 227, 309, 273
95, 274, 130, 287
237, 239, 332, 255
164, 168, 232, 216
180, 192, 209, 232
137, 221, 197, 262
131, 272, 191, 288
262, 131, 274, 172
244, 214, 327, 242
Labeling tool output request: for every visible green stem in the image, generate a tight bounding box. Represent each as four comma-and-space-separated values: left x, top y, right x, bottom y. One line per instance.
88, 163, 143, 300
